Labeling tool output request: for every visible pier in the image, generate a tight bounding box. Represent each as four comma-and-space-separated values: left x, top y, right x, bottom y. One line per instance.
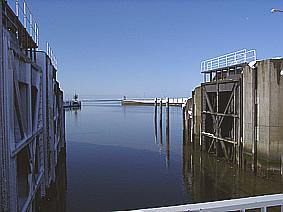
122, 98, 188, 106
80, 97, 188, 107
0, 1, 65, 211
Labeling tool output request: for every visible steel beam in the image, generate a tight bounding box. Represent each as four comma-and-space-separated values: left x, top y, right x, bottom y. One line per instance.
11, 127, 43, 157
0, 1, 5, 210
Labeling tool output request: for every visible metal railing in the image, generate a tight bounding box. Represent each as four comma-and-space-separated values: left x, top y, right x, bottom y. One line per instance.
201, 49, 256, 72
46, 42, 58, 70
129, 193, 283, 212
7, 0, 39, 46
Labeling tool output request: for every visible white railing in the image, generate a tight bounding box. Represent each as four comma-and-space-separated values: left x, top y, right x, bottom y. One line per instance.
46, 43, 58, 70
201, 49, 256, 72
6, 0, 39, 46
129, 193, 283, 212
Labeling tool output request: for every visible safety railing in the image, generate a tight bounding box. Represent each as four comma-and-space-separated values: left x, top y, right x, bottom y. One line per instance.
130, 193, 283, 212
6, 0, 39, 46
201, 49, 256, 72
46, 43, 58, 70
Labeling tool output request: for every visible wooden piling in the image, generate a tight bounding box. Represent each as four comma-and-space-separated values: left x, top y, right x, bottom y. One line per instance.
154, 98, 158, 143
166, 98, 170, 166
159, 99, 163, 145
183, 106, 185, 131
166, 98, 169, 133
155, 98, 157, 123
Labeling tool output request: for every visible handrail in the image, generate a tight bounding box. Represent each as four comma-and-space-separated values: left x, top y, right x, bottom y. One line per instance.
129, 193, 283, 212
201, 49, 256, 72
6, 0, 39, 46
46, 42, 58, 70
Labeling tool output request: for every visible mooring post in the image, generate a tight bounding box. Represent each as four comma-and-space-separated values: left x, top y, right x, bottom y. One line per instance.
166, 98, 169, 139
166, 98, 170, 166
154, 98, 158, 143
154, 98, 157, 123
183, 106, 186, 132
160, 98, 163, 124
159, 98, 163, 145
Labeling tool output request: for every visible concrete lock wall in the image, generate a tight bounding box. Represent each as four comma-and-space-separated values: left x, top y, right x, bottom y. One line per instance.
0, 22, 65, 212
189, 58, 283, 176
36, 51, 66, 187
243, 59, 283, 172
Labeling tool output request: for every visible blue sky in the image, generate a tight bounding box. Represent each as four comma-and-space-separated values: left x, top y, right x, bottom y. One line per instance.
26, 0, 283, 99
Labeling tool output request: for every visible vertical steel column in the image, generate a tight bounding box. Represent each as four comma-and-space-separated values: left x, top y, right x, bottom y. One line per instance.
234, 79, 239, 166
200, 86, 204, 151
0, 1, 4, 210
216, 81, 220, 157
233, 84, 236, 163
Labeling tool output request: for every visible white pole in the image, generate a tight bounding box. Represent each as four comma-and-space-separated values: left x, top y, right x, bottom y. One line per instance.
23, 1, 27, 28
30, 14, 32, 35
16, 0, 19, 16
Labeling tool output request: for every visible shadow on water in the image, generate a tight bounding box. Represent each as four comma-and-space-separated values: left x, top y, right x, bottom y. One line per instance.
36, 148, 67, 212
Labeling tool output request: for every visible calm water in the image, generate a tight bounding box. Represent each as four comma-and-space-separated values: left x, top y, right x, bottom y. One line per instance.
44, 103, 283, 211
66, 104, 188, 211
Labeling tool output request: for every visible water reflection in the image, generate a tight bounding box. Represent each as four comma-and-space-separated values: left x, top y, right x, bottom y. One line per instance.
182, 129, 283, 204
154, 102, 171, 166
159, 102, 163, 147
154, 104, 158, 144
37, 148, 67, 212
59, 104, 282, 211
64, 107, 82, 127
166, 102, 170, 167
66, 105, 187, 211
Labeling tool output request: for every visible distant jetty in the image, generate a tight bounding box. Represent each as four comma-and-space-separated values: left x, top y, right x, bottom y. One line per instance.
122, 98, 188, 107
64, 94, 82, 108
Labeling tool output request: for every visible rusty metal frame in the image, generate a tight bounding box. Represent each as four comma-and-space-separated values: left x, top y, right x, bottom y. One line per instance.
201, 65, 243, 163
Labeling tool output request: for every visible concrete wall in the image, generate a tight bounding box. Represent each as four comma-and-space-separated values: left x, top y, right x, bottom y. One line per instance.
36, 51, 66, 190
242, 62, 255, 161
0, 26, 65, 212
192, 86, 202, 146
243, 59, 283, 173
183, 86, 201, 148
268, 59, 283, 169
